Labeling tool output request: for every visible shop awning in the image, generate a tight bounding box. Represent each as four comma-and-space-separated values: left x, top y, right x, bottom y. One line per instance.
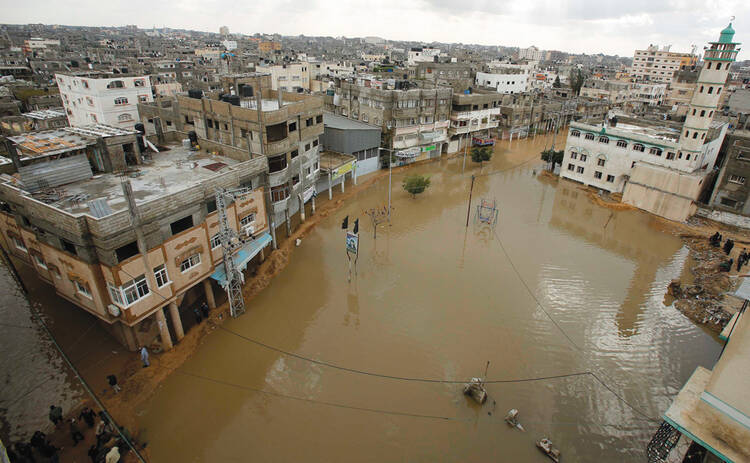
210, 232, 272, 288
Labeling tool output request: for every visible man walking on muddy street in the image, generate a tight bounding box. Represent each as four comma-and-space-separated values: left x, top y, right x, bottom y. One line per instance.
49, 404, 63, 427
69, 418, 84, 446
107, 374, 121, 393
140, 346, 150, 368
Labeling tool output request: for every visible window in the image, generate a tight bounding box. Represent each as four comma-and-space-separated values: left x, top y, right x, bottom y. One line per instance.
692, 132, 698, 139
267, 122, 287, 142
594, 171, 603, 179
576, 166, 584, 174
289, 121, 297, 132
584, 133, 594, 140
268, 154, 288, 173
154, 265, 170, 287
134, 79, 145, 87
305, 143, 311, 151
118, 113, 132, 122
211, 233, 221, 249
708, 87, 713, 94
86, 97, 94, 106
74, 280, 92, 298
686, 154, 691, 160
729, 175, 746, 185
649, 147, 662, 156
716, 63, 722, 70
633, 144, 645, 152
290, 149, 299, 159
30, 254, 47, 272
107, 80, 125, 89
598, 136, 609, 144
115, 241, 139, 262
170, 215, 194, 235
240, 213, 256, 226
597, 158, 606, 167
207, 199, 217, 213
606, 175, 615, 183
720, 197, 738, 208
666, 152, 675, 160
312, 139, 318, 147
207, 119, 214, 129
570, 152, 577, 160
114, 97, 128, 105
700, 110, 706, 117
61, 238, 76, 255
11, 236, 27, 252
180, 254, 201, 273
579, 154, 587, 162
316, 115, 323, 124
567, 163, 574, 171
270, 184, 289, 202
717, 87, 722, 95
616, 140, 627, 148
306, 117, 313, 127
292, 175, 300, 186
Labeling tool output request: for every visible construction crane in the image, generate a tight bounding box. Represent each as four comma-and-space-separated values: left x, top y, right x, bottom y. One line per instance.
215, 186, 256, 318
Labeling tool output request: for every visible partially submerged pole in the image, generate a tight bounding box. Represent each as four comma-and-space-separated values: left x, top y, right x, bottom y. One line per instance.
465, 175, 475, 228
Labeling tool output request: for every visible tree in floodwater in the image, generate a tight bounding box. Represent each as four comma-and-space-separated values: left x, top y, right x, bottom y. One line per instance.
569, 69, 586, 96
402, 174, 431, 198
553, 75, 561, 88
471, 146, 492, 166
541, 148, 565, 171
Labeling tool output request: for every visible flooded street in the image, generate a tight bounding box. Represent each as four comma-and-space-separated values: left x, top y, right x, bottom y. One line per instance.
134, 133, 722, 462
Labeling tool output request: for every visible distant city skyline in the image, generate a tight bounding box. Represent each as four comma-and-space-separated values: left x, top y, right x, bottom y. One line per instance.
3, 0, 748, 59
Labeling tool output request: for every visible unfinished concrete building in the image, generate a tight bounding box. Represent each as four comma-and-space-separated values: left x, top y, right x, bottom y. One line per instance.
332, 79, 452, 161
0, 127, 270, 351
138, 73, 324, 236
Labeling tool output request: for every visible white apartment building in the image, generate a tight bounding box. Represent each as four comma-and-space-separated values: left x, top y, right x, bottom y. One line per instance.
255, 63, 310, 92
55, 74, 153, 128
408, 47, 440, 65
518, 46, 544, 61
631, 45, 698, 83
632, 82, 667, 106
475, 72, 528, 94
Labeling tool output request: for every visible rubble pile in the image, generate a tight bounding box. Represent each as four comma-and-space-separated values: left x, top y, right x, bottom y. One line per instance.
667, 238, 735, 332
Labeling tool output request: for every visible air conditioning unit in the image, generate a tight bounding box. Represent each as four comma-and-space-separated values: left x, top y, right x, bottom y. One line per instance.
241, 223, 255, 237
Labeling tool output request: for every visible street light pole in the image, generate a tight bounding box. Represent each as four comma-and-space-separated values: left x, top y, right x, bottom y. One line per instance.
380, 147, 394, 223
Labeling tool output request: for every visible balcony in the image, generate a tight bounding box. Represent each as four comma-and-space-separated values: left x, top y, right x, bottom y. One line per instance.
272, 197, 289, 215
269, 166, 289, 187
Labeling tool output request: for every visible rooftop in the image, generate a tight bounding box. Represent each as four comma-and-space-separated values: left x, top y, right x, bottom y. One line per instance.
22, 108, 66, 120
323, 112, 379, 131
8, 125, 137, 159
575, 118, 681, 144
28, 142, 241, 216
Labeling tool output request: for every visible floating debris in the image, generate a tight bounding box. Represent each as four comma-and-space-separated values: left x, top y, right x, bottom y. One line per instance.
536, 438, 561, 462
462, 377, 487, 404
504, 409, 525, 431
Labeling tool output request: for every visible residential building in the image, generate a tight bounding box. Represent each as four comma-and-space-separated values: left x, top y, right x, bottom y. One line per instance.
415, 62, 473, 92
55, 73, 153, 128
631, 44, 698, 83
580, 79, 633, 104
0, 127, 270, 352
255, 63, 310, 92
138, 73, 324, 233
331, 78, 452, 160
448, 91, 503, 152
475, 72, 528, 94
665, 70, 699, 116
408, 47, 440, 66
632, 82, 667, 106
259, 41, 282, 54
708, 130, 750, 218
219, 26, 229, 36
518, 46, 544, 62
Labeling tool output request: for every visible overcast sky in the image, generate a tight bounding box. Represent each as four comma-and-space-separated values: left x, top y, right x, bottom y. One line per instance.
4, 0, 748, 58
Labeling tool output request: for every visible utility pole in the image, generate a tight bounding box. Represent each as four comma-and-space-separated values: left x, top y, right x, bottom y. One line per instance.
466, 175, 475, 228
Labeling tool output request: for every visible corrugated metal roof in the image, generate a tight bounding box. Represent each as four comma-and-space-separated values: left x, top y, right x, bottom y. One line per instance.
19, 154, 93, 192
323, 112, 380, 131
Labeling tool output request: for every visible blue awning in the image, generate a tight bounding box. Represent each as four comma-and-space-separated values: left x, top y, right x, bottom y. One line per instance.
210, 232, 272, 288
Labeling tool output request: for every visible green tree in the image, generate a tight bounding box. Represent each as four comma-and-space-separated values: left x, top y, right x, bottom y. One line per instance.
569, 69, 586, 96
541, 148, 565, 170
553, 75, 561, 88
471, 146, 492, 166
402, 174, 431, 198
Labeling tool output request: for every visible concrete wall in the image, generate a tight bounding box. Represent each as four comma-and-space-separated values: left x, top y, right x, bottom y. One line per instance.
622, 163, 702, 222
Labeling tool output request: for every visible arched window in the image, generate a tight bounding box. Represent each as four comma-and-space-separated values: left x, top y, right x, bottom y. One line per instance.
701, 133, 705, 139
598, 136, 609, 144
717, 87, 722, 95
584, 133, 594, 140
700, 110, 706, 117
106, 80, 125, 89
692, 109, 697, 116
716, 63, 722, 70
570, 130, 581, 137
685, 130, 690, 137
709, 111, 714, 117
633, 144, 645, 152
708, 87, 714, 94
616, 140, 627, 148
692, 132, 698, 139
649, 147, 662, 156
707, 62, 712, 69
700, 86, 704, 93
118, 113, 132, 122
597, 156, 606, 167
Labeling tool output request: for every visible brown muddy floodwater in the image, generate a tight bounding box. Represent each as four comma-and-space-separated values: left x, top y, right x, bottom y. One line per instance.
1, 133, 722, 461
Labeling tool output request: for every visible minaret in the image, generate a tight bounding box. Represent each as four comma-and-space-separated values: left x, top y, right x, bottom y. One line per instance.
678, 22, 740, 168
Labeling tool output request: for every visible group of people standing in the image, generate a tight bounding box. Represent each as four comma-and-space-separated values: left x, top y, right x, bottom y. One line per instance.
710, 231, 749, 272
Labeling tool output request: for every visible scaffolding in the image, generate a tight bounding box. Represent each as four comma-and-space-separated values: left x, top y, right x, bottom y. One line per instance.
215, 187, 254, 318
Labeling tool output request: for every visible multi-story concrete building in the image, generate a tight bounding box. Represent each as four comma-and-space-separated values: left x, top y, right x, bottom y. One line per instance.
138, 73, 324, 233
665, 70, 699, 116
631, 44, 698, 83
414, 62, 473, 92
632, 82, 667, 106
331, 79, 452, 159
1, 126, 271, 351
580, 79, 633, 104
56, 73, 153, 129
708, 130, 750, 218
407, 47, 440, 65
258, 41, 282, 54
518, 46, 544, 62
255, 63, 310, 92
475, 72, 528, 94
448, 91, 503, 152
